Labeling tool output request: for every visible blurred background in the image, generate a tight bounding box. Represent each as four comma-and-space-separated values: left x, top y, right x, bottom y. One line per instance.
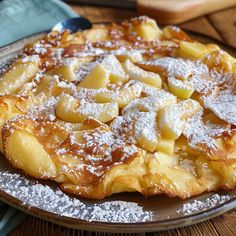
0, 0, 236, 47
66, 0, 236, 48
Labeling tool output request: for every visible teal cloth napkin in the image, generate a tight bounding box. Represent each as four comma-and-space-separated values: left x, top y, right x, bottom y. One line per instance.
0, 206, 26, 236
0, 1, 77, 234
0, 0, 78, 46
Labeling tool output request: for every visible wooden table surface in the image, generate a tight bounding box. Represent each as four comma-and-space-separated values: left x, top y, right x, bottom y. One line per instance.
9, 4, 236, 236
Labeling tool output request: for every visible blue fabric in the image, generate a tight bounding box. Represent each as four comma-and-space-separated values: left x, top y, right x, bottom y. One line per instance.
0, 0, 77, 233
0, 0, 78, 46
0, 207, 26, 236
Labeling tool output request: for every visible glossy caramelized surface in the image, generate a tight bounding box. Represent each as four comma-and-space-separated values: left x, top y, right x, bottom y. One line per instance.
0, 16, 236, 200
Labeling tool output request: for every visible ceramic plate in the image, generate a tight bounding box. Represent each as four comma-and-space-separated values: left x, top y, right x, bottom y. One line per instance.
0, 30, 235, 233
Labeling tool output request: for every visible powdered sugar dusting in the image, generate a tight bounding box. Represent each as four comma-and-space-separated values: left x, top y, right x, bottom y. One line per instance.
203, 88, 236, 126
80, 127, 138, 162
134, 111, 159, 143
0, 169, 153, 223
177, 193, 233, 215
184, 111, 230, 153
123, 90, 176, 114
27, 95, 58, 121
75, 87, 108, 102
73, 43, 105, 57
77, 99, 118, 120
140, 57, 214, 93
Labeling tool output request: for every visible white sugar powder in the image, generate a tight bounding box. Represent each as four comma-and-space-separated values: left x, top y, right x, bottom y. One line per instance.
203, 88, 236, 126
177, 193, 232, 215
0, 170, 152, 223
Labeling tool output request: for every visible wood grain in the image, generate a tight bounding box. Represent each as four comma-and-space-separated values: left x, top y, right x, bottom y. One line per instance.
8, 4, 236, 236
179, 17, 223, 41
72, 4, 236, 47
72, 5, 136, 22
136, 0, 236, 24
176, 6, 236, 48
207, 7, 236, 48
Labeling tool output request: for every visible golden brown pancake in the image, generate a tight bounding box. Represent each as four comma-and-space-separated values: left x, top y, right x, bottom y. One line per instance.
0, 16, 236, 199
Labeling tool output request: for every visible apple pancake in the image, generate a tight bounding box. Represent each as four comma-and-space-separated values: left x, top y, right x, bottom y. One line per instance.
0, 16, 236, 199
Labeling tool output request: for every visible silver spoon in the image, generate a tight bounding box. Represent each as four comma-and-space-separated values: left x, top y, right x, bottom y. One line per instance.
53, 16, 92, 33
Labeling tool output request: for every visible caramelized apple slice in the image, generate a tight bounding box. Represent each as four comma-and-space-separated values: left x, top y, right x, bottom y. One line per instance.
4, 129, 57, 178
132, 17, 162, 41
56, 94, 118, 123
168, 77, 194, 99
203, 50, 236, 72
115, 51, 143, 63
95, 82, 142, 108
52, 57, 92, 82
78, 64, 110, 89
122, 59, 162, 88
158, 99, 201, 139
100, 54, 128, 84
134, 112, 159, 152
162, 26, 192, 41
178, 41, 209, 60
0, 55, 40, 95
85, 26, 110, 42
35, 75, 54, 94
123, 89, 176, 114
